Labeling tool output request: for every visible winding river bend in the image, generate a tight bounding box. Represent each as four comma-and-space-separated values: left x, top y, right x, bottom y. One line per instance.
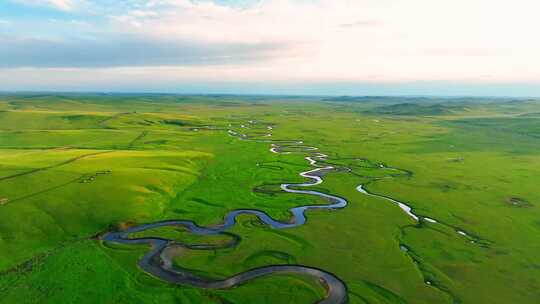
102, 120, 487, 303
102, 123, 349, 304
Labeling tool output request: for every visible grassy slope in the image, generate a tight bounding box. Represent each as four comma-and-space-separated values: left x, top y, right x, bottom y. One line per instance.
0, 95, 539, 303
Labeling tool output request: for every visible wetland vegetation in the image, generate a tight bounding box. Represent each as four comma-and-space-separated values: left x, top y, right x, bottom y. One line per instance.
0, 94, 539, 304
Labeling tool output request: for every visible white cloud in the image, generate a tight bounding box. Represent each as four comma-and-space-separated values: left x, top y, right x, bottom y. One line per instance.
99, 0, 540, 82
13, 0, 81, 11
3, 0, 540, 92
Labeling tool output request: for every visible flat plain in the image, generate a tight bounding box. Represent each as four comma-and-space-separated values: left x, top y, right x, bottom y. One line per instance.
0, 94, 539, 304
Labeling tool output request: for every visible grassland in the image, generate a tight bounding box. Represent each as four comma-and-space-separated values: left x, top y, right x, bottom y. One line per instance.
0, 94, 539, 303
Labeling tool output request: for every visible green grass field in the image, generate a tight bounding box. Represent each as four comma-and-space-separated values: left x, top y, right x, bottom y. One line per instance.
0, 94, 539, 303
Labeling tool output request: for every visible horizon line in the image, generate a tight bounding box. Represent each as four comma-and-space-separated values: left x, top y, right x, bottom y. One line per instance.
1, 91, 539, 99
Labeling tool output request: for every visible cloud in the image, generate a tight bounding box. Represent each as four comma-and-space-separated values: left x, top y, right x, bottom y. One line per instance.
12, 0, 81, 11
3, 0, 540, 92
3, 0, 317, 68
0, 34, 291, 68
339, 20, 381, 28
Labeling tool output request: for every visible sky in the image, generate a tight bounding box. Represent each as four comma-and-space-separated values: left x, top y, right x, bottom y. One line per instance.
1, 0, 540, 96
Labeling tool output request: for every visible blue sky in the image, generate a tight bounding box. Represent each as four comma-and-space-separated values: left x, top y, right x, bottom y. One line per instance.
1, 0, 539, 96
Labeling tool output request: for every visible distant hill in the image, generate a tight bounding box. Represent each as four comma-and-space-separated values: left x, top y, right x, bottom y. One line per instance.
322, 96, 435, 104
365, 102, 467, 116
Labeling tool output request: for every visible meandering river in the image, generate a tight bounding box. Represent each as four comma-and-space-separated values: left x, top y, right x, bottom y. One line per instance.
102, 120, 485, 303
102, 125, 349, 304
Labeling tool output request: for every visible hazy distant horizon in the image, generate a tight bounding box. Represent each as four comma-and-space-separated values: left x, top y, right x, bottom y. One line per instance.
1, 82, 540, 98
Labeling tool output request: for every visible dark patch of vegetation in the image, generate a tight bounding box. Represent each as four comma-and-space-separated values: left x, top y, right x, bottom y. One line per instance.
162, 119, 201, 127
365, 103, 467, 116
446, 117, 540, 139
506, 197, 533, 208
143, 139, 168, 145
